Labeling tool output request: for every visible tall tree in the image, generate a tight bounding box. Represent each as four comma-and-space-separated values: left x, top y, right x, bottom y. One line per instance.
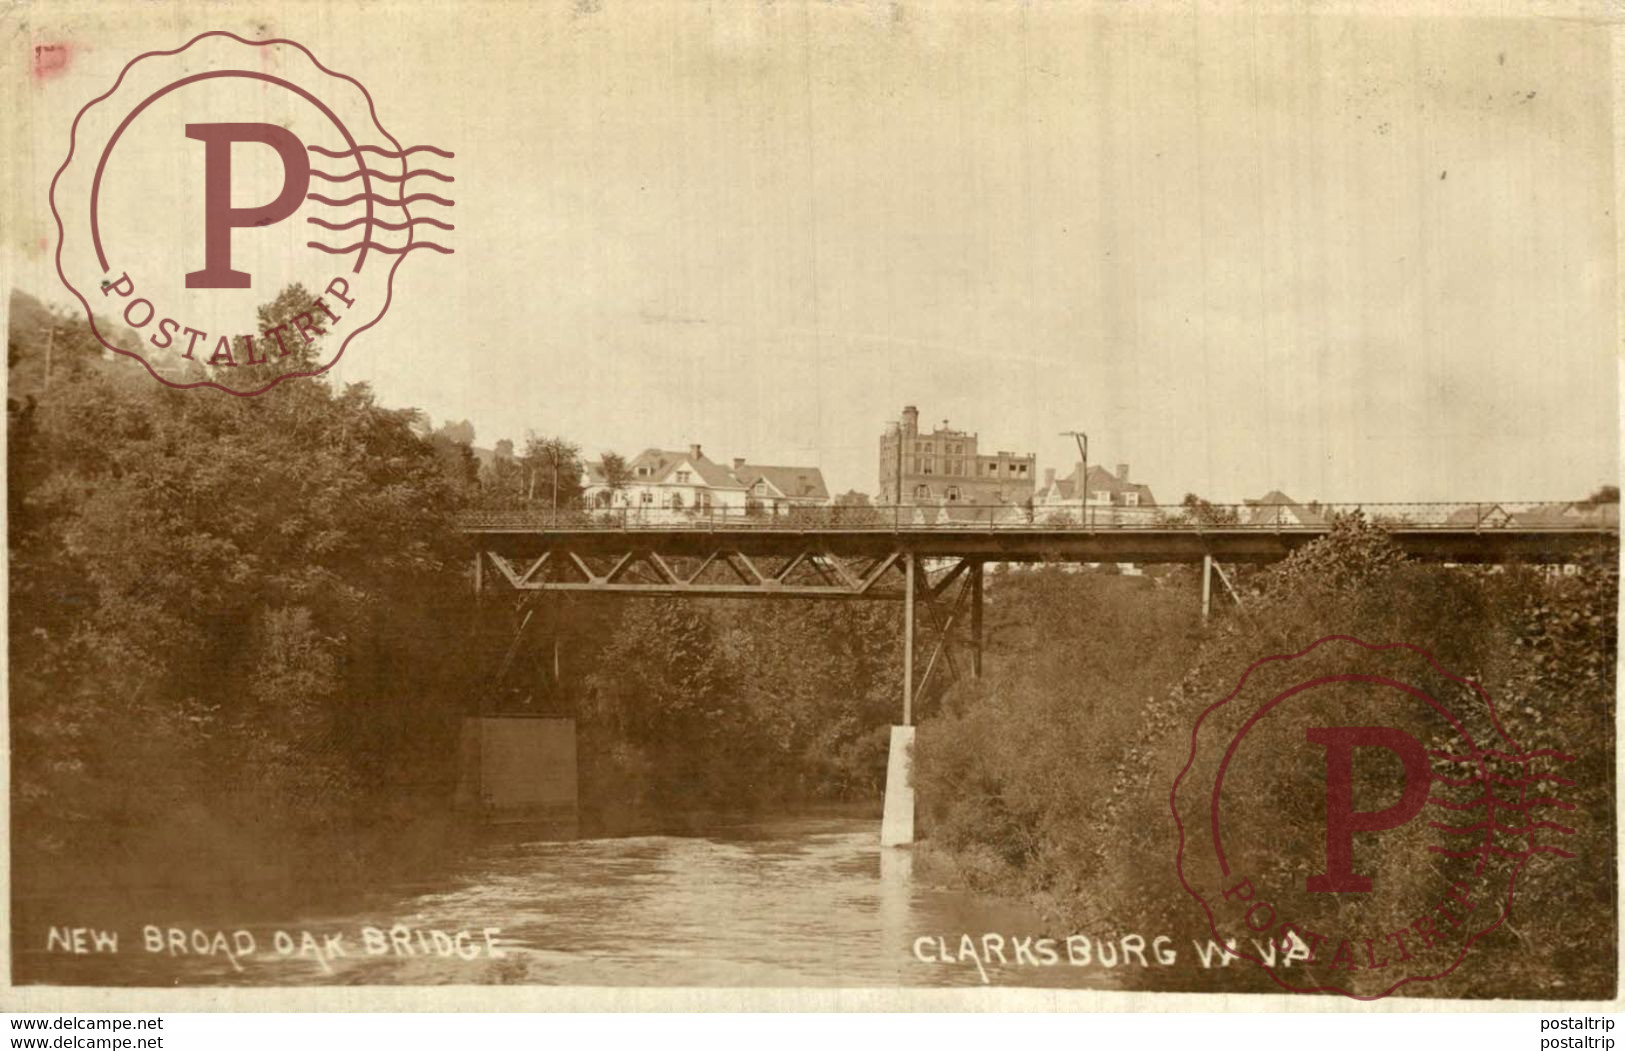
600, 450, 633, 502
521, 433, 584, 508
1584, 485, 1619, 505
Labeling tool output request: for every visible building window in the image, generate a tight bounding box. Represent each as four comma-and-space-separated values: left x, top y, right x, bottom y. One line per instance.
754, 480, 767, 494
676, 470, 691, 483
1092, 490, 1111, 504
947, 486, 961, 502
1018, 464, 1028, 476
914, 484, 931, 500
1123, 491, 1139, 506
986, 462, 998, 475
670, 493, 684, 510
636, 466, 652, 478
641, 490, 654, 504
922, 460, 934, 475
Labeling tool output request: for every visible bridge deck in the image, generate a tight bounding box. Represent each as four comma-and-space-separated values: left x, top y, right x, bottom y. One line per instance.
462, 504, 1616, 567
467, 525, 1611, 565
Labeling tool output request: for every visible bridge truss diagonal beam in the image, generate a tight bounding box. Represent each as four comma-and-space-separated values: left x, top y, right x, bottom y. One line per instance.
475, 543, 951, 599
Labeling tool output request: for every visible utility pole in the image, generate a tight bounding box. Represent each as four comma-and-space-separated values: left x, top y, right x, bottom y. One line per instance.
1060, 430, 1088, 524
42, 323, 55, 393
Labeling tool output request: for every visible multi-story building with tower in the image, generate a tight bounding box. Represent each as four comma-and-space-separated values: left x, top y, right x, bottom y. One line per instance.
878, 405, 1036, 507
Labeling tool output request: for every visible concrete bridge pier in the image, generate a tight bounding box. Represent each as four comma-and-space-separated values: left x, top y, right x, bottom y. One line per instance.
882, 553, 917, 847
880, 725, 915, 847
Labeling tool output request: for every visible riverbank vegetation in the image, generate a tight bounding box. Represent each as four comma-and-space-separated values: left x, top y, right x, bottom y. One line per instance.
913, 518, 1617, 998
9, 290, 480, 923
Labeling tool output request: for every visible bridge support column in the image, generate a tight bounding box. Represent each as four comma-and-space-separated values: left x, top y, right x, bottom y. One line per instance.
883, 554, 917, 847
902, 552, 915, 726
880, 724, 915, 847
551, 596, 563, 689
1201, 554, 1212, 622
970, 560, 983, 679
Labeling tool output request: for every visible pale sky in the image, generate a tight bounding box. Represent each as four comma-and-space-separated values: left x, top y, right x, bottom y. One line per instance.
7, 1, 1620, 505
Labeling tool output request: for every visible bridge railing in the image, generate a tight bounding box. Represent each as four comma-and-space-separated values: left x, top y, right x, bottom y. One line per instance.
459, 502, 1620, 533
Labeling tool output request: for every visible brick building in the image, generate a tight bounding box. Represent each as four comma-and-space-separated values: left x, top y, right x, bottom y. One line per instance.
878, 405, 1036, 507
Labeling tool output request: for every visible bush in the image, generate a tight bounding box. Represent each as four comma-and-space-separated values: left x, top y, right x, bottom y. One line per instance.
914, 519, 1617, 998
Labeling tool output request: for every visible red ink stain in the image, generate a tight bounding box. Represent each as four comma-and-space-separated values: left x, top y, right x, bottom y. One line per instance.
33, 42, 72, 82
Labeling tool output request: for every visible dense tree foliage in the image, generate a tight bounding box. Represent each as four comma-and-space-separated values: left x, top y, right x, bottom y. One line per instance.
9, 290, 477, 914
915, 517, 1617, 997
568, 597, 904, 822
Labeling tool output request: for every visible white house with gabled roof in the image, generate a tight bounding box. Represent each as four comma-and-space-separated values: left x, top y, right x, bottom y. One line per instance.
583, 444, 749, 512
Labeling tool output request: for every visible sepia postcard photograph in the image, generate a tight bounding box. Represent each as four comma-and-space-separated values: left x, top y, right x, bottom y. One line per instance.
1, 0, 1622, 1031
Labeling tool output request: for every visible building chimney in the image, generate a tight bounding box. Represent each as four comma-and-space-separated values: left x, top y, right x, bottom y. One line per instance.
1117, 463, 1130, 482
902, 405, 919, 436
732, 457, 745, 472
689, 443, 703, 461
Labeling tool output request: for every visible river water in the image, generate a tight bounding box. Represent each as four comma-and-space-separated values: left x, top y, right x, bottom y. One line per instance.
17, 816, 1178, 989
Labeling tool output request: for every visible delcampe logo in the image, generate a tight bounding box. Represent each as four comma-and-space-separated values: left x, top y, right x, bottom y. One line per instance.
50, 31, 454, 395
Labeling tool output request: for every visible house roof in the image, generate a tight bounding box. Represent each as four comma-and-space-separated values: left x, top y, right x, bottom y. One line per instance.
1036, 475, 1077, 501
1243, 491, 1326, 527
587, 447, 832, 499
1037, 464, 1157, 506
1511, 502, 1582, 526
736, 464, 830, 501
1508, 501, 1618, 527
1444, 503, 1511, 526
629, 448, 746, 489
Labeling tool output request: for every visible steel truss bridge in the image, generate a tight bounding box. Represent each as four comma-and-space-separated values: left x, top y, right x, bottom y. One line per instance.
464, 502, 1616, 724
466, 501, 1615, 596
